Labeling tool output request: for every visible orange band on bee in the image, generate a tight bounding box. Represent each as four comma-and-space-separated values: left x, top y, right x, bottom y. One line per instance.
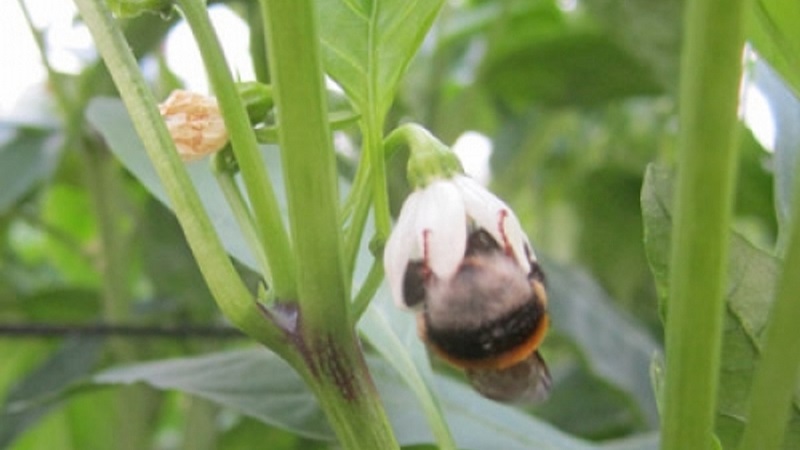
420, 313, 550, 371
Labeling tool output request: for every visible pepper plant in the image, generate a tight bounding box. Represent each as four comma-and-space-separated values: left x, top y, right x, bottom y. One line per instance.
2, 0, 800, 449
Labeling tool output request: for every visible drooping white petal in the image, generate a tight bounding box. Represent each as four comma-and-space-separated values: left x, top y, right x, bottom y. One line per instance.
384, 191, 423, 309
455, 175, 531, 271
414, 180, 467, 280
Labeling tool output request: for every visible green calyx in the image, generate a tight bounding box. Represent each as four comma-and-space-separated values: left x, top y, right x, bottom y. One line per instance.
107, 0, 173, 18
236, 81, 274, 125
385, 123, 462, 189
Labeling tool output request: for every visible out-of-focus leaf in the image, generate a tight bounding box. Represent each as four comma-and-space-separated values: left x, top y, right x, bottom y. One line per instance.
544, 256, 661, 429
93, 348, 333, 441
316, 0, 445, 116
0, 129, 61, 214
641, 163, 800, 449
41, 184, 99, 286
748, 0, 800, 98
218, 417, 327, 450
582, 0, 682, 92
749, 59, 800, 252
0, 288, 100, 322
534, 365, 643, 439
0, 337, 105, 448
481, 31, 662, 107
86, 98, 286, 272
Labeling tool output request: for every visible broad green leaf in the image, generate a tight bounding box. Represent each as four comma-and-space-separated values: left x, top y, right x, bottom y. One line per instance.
481, 31, 662, 107
583, 0, 682, 92
0, 337, 105, 448
544, 256, 661, 429
748, 0, 800, 98
0, 128, 61, 214
316, 0, 445, 116
93, 348, 333, 441
641, 163, 800, 449
92, 346, 658, 449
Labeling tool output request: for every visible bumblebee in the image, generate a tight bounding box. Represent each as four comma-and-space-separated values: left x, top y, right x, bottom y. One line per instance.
403, 229, 551, 403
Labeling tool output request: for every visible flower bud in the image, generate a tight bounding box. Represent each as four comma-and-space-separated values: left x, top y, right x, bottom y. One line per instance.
383, 125, 551, 403
159, 90, 228, 162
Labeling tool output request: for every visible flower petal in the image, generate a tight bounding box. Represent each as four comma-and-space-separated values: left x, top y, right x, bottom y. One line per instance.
384, 191, 423, 309
455, 175, 531, 271
414, 180, 466, 280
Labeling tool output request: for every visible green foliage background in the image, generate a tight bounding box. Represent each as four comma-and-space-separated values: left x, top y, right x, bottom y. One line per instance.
1, 0, 799, 448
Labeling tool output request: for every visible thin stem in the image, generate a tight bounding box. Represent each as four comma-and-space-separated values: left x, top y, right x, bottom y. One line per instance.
351, 260, 384, 321
661, 0, 747, 448
365, 115, 392, 241
74, 0, 288, 354
259, 0, 398, 447
176, 0, 296, 299
211, 154, 272, 287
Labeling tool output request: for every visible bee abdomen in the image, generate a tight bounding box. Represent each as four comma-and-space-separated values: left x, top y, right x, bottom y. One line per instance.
423, 299, 546, 366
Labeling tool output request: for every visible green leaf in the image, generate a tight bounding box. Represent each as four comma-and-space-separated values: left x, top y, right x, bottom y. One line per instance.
0, 128, 61, 214
582, 0, 683, 92
481, 31, 662, 107
544, 256, 661, 429
0, 337, 105, 448
316, 0, 445, 116
748, 0, 800, 98
93, 348, 333, 441
91, 346, 658, 449
641, 163, 800, 448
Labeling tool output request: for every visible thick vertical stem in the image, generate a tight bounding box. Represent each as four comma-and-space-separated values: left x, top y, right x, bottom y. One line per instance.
259, 0, 398, 447
661, 0, 747, 449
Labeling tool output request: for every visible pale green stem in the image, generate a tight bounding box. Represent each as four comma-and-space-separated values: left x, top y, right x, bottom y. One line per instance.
73, 0, 289, 354
259, 0, 398, 447
661, 0, 747, 449
176, 0, 297, 300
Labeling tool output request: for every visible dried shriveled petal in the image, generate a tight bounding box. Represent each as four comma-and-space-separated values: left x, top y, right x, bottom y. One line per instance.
159, 90, 228, 162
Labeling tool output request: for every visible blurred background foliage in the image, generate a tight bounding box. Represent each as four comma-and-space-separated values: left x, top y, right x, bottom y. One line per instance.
1, 0, 797, 448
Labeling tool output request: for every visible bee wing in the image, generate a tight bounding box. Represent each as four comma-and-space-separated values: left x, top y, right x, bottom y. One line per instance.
465, 351, 551, 404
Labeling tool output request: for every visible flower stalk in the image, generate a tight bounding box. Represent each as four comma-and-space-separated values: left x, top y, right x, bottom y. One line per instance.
175, 0, 296, 299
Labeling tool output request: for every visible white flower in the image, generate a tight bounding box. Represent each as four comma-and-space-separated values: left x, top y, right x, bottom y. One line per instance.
383, 174, 536, 310
159, 90, 228, 162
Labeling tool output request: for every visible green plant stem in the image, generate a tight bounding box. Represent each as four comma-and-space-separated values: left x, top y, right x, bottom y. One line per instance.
212, 160, 272, 286
259, 0, 398, 447
351, 260, 384, 321
175, 0, 296, 300
365, 115, 392, 241
662, 0, 747, 448
739, 141, 800, 447
73, 0, 289, 356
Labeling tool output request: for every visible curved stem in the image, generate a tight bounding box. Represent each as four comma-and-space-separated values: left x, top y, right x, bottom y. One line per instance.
176, 0, 297, 299
74, 0, 288, 354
